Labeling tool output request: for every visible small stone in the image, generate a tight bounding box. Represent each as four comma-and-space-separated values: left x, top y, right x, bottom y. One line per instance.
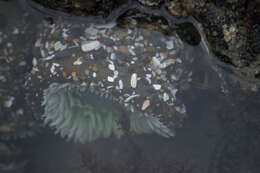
119, 45, 130, 55
50, 63, 60, 75
153, 84, 161, 90
163, 92, 169, 102
35, 39, 42, 47
108, 63, 115, 71
107, 76, 114, 82
54, 41, 67, 51
142, 100, 150, 110
166, 40, 174, 49
81, 40, 101, 52
73, 58, 83, 65
131, 73, 138, 88
119, 80, 123, 89
4, 96, 15, 108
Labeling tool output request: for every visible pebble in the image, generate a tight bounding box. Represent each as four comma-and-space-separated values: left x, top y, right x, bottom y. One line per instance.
108, 63, 115, 71
54, 41, 67, 51
131, 73, 138, 88
73, 58, 83, 65
141, 100, 150, 110
166, 40, 174, 49
170, 88, 178, 99
125, 94, 140, 102
119, 80, 123, 89
163, 92, 169, 102
4, 96, 15, 108
153, 84, 161, 90
107, 76, 114, 82
81, 40, 101, 52
50, 63, 60, 75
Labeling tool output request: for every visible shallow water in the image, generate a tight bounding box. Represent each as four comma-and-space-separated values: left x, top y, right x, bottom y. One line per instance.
0, 0, 259, 173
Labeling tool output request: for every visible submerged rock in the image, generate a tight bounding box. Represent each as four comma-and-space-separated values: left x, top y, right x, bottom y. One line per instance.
24, 10, 195, 143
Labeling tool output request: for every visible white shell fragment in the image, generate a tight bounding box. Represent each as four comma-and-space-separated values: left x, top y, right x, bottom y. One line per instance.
170, 88, 178, 99
81, 40, 101, 52
141, 99, 150, 111
35, 38, 42, 47
152, 57, 175, 69
73, 58, 83, 65
162, 59, 175, 68
54, 41, 67, 51
119, 80, 123, 89
32, 57, 37, 67
130, 73, 138, 88
108, 63, 115, 71
166, 40, 174, 49
153, 84, 161, 90
4, 96, 15, 108
43, 54, 55, 61
50, 63, 60, 75
107, 76, 114, 82
163, 92, 169, 102
124, 94, 140, 102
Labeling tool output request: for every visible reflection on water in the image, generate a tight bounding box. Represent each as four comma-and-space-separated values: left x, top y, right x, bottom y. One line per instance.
0, 0, 259, 173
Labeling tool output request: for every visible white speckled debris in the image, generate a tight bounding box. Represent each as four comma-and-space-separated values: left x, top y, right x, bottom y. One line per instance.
81, 40, 101, 52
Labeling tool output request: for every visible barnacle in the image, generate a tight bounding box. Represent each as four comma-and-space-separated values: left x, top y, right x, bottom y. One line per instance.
42, 83, 173, 143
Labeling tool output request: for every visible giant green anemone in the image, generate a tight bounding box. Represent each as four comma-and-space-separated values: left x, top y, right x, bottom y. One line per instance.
42, 83, 173, 143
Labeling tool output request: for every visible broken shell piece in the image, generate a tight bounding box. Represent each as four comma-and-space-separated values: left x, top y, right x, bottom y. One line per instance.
32, 57, 37, 67
166, 40, 174, 49
108, 63, 115, 71
170, 88, 178, 99
163, 92, 169, 102
4, 96, 15, 108
54, 41, 67, 51
153, 84, 161, 90
162, 59, 175, 68
81, 40, 101, 52
131, 73, 137, 88
107, 76, 114, 82
35, 38, 42, 47
124, 94, 140, 102
119, 80, 123, 89
50, 63, 60, 75
141, 100, 150, 111
152, 57, 175, 69
145, 74, 152, 84
73, 58, 83, 65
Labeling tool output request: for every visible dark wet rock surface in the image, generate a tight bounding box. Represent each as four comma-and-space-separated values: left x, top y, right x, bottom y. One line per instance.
30, 0, 260, 89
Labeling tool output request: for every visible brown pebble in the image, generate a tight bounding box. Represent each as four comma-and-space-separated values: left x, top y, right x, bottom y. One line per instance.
119, 46, 130, 55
